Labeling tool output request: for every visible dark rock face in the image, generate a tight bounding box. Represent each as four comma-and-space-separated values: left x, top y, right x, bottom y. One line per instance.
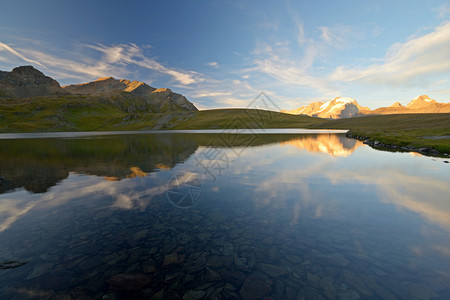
0, 65, 65, 97
0, 71, 9, 81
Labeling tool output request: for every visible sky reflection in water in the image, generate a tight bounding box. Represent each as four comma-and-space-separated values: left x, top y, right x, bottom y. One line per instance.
0, 132, 449, 299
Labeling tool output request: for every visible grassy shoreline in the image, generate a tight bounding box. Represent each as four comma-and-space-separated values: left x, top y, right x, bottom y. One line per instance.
314, 113, 450, 154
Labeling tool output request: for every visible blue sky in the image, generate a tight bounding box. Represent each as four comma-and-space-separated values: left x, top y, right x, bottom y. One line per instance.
0, 0, 449, 110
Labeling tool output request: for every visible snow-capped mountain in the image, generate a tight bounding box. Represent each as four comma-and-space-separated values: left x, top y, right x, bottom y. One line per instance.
282, 97, 370, 119
284, 95, 450, 119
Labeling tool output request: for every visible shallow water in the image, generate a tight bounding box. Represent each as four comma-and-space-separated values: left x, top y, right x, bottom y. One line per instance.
0, 131, 449, 299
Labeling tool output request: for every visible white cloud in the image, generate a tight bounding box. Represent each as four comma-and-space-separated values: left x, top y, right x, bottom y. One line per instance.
220, 97, 253, 107
251, 43, 339, 96
186, 78, 259, 109
330, 22, 450, 86
0, 42, 44, 67
0, 42, 204, 86
318, 26, 332, 43
250, 20, 450, 103
207, 61, 219, 69
18, 48, 117, 80
296, 20, 306, 44
88, 43, 204, 85
247, 17, 354, 97
192, 91, 232, 98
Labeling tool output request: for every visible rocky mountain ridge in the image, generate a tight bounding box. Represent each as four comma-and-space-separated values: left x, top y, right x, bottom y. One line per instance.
0, 66, 66, 98
0, 66, 197, 112
283, 95, 450, 119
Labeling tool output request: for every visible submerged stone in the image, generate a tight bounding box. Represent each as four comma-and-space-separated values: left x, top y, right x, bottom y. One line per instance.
107, 273, 151, 291
183, 290, 206, 300
256, 263, 291, 277
239, 274, 272, 300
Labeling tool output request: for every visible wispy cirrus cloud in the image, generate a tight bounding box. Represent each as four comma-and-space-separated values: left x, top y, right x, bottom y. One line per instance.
0, 42, 45, 67
249, 42, 339, 96
330, 22, 450, 86
207, 61, 219, 69
0, 42, 204, 86
88, 43, 204, 85
244, 15, 363, 98
246, 19, 450, 105
192, 91, 232, 98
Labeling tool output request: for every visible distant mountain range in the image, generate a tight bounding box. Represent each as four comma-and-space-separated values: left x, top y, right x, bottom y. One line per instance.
2, 66, 449, 119
0, 66, 197, 112
282, 95, 450, 119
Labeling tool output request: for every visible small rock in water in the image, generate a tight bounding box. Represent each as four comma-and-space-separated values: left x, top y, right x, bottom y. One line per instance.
0, 260, 29, 269
207, 255, 223, 268
239, 273, 272, 300
183, 290, 206, 300
107, 273, 151, 291
337, 289, 360, 300
219, 268, 246, 287
327, 253, 349, 267
205, 267, 222, 282
163, 253, 182, 267
133, 229, 148, 240
256, 263, 291, 277
285, 254, 303, 264
27, 263, 53, 279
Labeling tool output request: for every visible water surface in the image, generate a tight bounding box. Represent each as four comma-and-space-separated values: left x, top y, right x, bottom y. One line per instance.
0, 131, 448, 299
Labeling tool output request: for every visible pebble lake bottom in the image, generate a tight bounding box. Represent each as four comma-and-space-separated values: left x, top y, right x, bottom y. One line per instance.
0, 131, 448, 299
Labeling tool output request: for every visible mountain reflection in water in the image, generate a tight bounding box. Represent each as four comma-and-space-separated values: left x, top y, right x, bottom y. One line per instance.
0, 133, 359, 194
280, 134, 363, 157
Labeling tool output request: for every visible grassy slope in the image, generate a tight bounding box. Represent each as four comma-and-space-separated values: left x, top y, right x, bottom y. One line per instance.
1, 97, 449, 152
0, 100, 325, 132
170, 109, 325, 129
0, 95, 194, 132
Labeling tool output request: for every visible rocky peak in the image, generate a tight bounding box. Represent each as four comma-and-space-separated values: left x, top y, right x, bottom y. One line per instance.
0, 65, 64, 98
63, 77, 197, 112
153, 88, 172, 93
389, 102, 403, 108
0, 65, 198, 112
407, 95, 437, 109
413, 95, 431, 101
62, 77, 156, 96
11, 65, 44, 76
7, 66, 58, 86
95, 76, 115, 82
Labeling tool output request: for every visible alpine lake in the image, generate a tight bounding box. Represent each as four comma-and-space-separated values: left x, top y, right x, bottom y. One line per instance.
0, 129, 449, 300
